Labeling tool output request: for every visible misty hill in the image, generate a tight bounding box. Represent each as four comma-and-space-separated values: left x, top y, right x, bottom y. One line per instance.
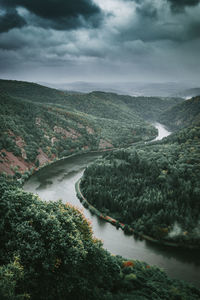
0, 79, 183, 122
175, 88, 200, 99
120, 95, 183, 121
159, 96, 200, 130
40, 81, 194, 97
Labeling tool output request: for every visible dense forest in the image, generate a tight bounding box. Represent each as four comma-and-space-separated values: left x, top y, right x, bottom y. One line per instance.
1, 79, 169, 176
1, 175, 200, 299
160, 96, 200, 130
0, 80, 183, 120
81, 97, 200, 246
1, 80, 200, 298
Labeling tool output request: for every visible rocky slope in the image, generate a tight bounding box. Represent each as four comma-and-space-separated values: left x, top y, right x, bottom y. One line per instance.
0, 80, 159, 176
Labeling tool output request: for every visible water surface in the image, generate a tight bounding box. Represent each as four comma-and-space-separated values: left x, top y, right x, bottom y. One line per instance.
152, 122, 171, 141
24, 124, 200, 287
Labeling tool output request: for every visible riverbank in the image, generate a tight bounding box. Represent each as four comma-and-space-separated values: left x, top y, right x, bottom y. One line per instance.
24, 139, 200, 287
19, 131, 157, 185
22, 122, 198, 250
19, 147, 115, 185
76, 178, 199, 249
3, 173, 200, 300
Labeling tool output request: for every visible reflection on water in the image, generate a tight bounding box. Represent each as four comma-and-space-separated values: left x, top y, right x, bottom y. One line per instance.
145, 240, 200, 267
58, 170, 82, 182
24, 127, 200, 288
36, 180, 53, 190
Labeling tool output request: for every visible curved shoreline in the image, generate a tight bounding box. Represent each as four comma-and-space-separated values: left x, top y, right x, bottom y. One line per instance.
76, 178, 199, 250
21, 147, 117, 184
23, 123, 198, 250
21, 133, 157, 184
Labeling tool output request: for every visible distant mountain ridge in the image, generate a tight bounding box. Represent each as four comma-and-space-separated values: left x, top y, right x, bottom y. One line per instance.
160, 96, 200, 130
175, 88, 200, 99
38, 80, 196, 97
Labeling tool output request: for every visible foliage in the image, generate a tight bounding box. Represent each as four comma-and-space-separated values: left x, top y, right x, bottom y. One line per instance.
0, 79, 169, 173
159, 96, 200, 130
1, 79, 200, 298
0, 176, 119, 299
121, 95, 183, 121
81, 122, 200, 245
0, 176, 199, 299
0, 257, 30, 300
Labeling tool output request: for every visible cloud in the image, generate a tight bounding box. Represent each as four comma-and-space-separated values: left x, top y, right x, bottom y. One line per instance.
167, 0, 200, 12
0, 9, 26, 33
135, 0, 158, 19
0, 0, 103, 30
112, 0, 200, 43
0, 0, 200, 84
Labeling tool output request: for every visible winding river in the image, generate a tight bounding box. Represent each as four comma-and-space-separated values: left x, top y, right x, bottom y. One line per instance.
24, 123, 200, 287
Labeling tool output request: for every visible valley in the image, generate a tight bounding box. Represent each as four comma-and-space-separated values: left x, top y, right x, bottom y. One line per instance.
24, 124, 200, 287
0, 80, 200, 299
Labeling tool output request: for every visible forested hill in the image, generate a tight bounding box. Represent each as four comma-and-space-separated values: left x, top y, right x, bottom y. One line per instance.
0, 80, 156, 176
1, 80, 200, 299
0, 79, 183, 121
0, 79, 181, 176
0, 79, 71, 105
160, 96, 200, 130
81, 106, 200, 246
120, 95, 183, 121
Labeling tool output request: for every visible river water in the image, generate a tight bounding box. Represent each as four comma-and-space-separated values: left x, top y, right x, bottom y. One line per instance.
24, 123, 200, 287
152, 122, 171, 141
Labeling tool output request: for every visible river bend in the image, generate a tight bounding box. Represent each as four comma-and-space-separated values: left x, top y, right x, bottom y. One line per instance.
24, 123, 200, 287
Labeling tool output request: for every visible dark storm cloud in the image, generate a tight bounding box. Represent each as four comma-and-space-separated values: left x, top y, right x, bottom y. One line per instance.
167, 0, 200, 12
0, 0, 103, 30
0, 0, 200, 83
116, 0, 200, 43
0, 9, 26, 33
136, 1, 158, 19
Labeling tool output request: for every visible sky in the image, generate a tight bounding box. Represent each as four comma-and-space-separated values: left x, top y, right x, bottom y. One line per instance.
0, 0, 200, 84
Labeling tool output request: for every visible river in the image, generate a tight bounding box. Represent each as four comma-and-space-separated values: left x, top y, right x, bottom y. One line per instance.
152, 122, 171, 141
24, 123, 200, 287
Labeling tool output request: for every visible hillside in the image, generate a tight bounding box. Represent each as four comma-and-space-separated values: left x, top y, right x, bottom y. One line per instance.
1, 80, 200, 298
0, 80, 183, 121
0, 79, 182, 177
0, 80, 161, 176
81, 119, 200, 246
159, 96, 200, 130
0, 80, 139, 122
120, 95, 183, 121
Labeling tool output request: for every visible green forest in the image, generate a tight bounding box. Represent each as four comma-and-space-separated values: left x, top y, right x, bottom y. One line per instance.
0, 80, 200, 299
160, 96, 200, 130
1, 79, 169, 176
81, 97, 200, 246
1, 175, 200, 299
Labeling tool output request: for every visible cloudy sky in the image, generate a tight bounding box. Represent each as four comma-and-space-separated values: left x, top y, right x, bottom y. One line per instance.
0, 0, 200, 84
